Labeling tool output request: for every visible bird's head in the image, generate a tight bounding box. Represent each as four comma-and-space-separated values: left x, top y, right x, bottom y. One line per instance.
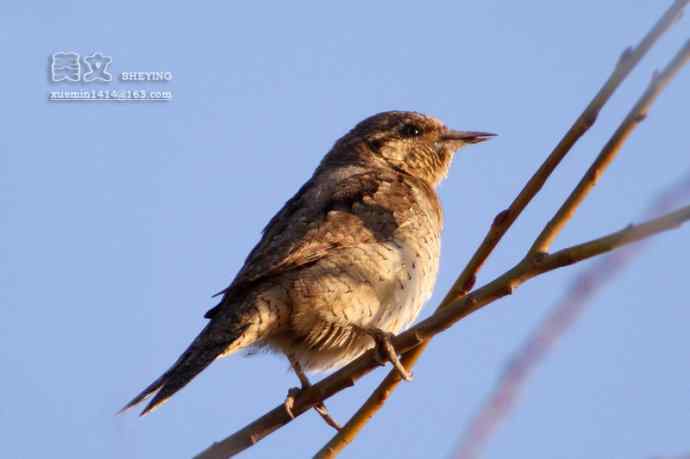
322, 111, 495, 187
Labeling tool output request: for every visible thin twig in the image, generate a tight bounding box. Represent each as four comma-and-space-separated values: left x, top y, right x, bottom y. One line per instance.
531, 39, 690, 254
194, 3, 690, 457
314, 2, 690, 456
195, 204, 690, 459
454, 171, 690, 459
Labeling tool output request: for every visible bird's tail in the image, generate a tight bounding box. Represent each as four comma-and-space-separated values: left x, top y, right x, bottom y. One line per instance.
121, 286, 291, 416
119, 321, 246, 416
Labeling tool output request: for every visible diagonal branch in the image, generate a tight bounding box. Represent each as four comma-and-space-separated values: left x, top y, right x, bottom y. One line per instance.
454, 170, 690, 459
531, 38, 690, 254
314, 3, 690, 457
196, 203, 690, 459
194, 2, 690, 457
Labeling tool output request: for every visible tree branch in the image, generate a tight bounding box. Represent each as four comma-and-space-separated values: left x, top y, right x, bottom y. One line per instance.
531, 38, 690, 254
314, 2, 690, 456
194, 2, 690, 457
454, 170, 690, 459
196, 205, 690, 459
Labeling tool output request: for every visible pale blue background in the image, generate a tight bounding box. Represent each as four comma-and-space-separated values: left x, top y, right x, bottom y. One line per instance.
2, 2, 689, 458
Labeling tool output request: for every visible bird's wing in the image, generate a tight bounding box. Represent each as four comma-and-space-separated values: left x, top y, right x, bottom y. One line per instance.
205, 170, 405, 318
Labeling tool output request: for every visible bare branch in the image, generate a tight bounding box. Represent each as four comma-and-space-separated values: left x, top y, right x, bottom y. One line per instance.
531, 38, 690, 254
194, 2, 690, 457
195, 203, 690, 459
314, 2, 690, 456
454, 171, 690, 459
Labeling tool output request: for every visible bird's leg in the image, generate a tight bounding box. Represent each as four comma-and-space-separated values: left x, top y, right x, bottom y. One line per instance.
284, 355, 341, 431
367, 328, 413, 381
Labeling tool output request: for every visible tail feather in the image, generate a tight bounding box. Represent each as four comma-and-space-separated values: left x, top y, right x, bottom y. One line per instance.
120, 323, 242, 416
118, 372, 167, 414
139, 345, 224, 416
121, 288, 289, 415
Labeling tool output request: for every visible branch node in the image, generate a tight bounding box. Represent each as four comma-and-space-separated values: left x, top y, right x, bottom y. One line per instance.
462, 274, 477, 293
466, 294, 479, 306
581, 111, 599, 129
534, 250, 549, 264
197, 4, 690, 455
492, 209, 511, 227
618, 46, 634, 66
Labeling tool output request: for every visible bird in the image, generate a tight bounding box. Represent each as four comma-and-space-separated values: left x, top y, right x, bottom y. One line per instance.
120, 111, 494, 419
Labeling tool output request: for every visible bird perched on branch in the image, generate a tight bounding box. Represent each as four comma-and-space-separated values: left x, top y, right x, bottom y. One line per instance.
121, 111, 494, 420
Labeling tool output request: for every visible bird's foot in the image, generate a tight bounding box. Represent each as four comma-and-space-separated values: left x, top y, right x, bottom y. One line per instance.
368, 328, 413, 381
285, 357, 342, 431
313, 401, 342, 431
284, 387, 301, 419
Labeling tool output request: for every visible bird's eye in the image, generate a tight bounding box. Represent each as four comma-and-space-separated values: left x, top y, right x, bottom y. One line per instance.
399, 123, 423, 138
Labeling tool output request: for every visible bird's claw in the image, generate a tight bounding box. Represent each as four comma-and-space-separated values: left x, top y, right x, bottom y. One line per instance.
285, 358, 342, 431
369, 329, 413, 381
314, 401, 342, 431
284, 387, 300, 419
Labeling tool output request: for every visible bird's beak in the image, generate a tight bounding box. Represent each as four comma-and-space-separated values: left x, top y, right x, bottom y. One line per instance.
441, 130, 496, 144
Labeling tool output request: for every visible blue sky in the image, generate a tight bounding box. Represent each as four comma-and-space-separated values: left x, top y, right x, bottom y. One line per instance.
2, 1, 689, 458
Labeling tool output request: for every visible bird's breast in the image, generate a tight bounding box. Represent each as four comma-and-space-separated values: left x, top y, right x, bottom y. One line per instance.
369, 224, 441, 334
